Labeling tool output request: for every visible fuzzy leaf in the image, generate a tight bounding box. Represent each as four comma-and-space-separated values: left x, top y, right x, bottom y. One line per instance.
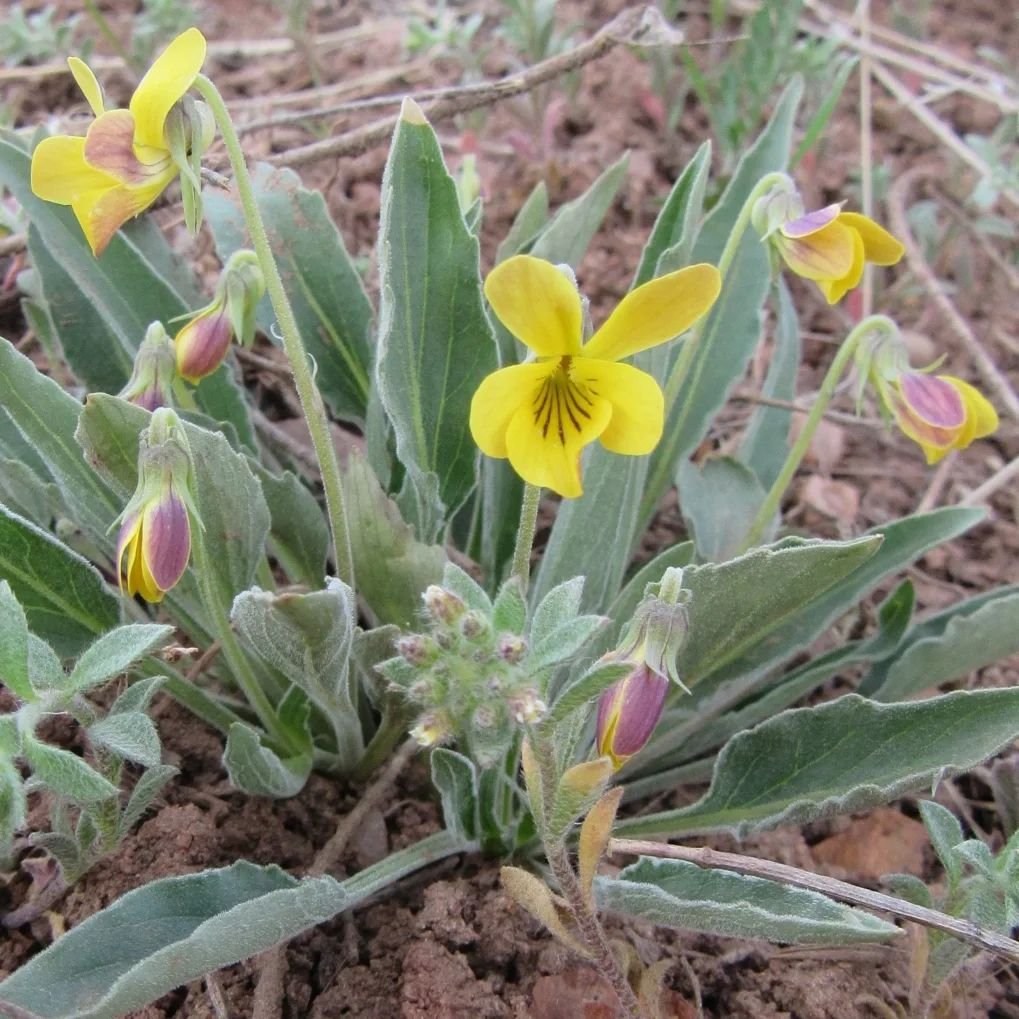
431, 747, 479, 841
617, 690, 1019, 839
597, 857, 899, 945
119, 764, 178, 836
223, 722, 312, 799
87, 712, 161, 769
68, 624, 173, 693
0, 580, 32, 700
491, 578, 527, 635
253, 466, 329, 588
23, 737, 118, 804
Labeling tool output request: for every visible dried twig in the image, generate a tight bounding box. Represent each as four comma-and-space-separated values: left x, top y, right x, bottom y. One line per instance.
886, 166, 1019, 422
959, 456, 1019, 508
205, 971, 232, 1019
266, 6, 672, 167
608, 838, 1019, 965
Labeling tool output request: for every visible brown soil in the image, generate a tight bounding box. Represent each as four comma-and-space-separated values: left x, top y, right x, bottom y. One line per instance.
2, 1, 1018, 1017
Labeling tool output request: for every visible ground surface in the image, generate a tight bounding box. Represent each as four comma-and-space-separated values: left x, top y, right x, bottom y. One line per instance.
1, 1, 1018, 1017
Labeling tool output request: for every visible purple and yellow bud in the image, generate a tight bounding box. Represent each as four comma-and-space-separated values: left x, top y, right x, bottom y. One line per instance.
423, 585, 465, 625
890, 372, 998, 464
173, 250, 264, 384
119, 323, 177, 411
115, 408, 197, 603
753, 176, 904, 304
595, 662, 669, 771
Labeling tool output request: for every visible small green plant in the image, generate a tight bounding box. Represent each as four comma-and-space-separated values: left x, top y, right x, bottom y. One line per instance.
0, 4, 81, 66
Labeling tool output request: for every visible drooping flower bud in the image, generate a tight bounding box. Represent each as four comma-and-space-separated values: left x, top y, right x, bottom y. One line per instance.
174, 250, 265, 384
118, 322, 177, 411
114, 408, 198, 603
596, 663, 669, 771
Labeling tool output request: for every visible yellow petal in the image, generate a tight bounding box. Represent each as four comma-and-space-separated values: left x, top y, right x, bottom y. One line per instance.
503, 373, 612, 498
839, 212, 905, 266
68, 56, 104, 117
484, 255, 582, 357
777, 219, 855, 283
31, 135, 118, 204
85, 110, 172, 185
582, 264, 721, 362
817, 227, 865, 304
943, 376, 999, 449
469, 362, 554, 458
76, 171, 175, 255
572, 358, 663, 455
130, 27, 207, 151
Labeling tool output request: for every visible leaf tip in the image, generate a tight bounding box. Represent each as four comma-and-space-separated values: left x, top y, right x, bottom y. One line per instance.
400, 97, 428, 126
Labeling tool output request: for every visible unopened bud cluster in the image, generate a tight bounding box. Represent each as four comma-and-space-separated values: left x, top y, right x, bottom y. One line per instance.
379, 581, 545, 767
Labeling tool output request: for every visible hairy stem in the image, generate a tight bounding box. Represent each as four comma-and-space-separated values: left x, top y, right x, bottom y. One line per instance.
512, 483, 542, 592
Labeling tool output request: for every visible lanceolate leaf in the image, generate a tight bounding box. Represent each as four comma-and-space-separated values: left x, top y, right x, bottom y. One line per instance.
0, 504, 119, 656
597, 857, 899, 945
205, 163, 373, 423
0, 833, 467, 1019
616, 689, 1019, 839
375, 101, 498, 534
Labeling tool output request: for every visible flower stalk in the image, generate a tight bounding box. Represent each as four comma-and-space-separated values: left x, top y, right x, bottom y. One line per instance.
511, 482, 541, 591
191, 74, 354, 590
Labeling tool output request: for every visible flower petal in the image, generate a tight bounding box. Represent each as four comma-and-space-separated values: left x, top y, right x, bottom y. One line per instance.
142, 493, 191, 595
484, 255, 582, 356
776, 219, 855, 282
582, 264, 721, 362
839, 212, 904, 266
503, 375, 612, 498
470, 361, 554, 458
890, 391, 958, 464
899, 372, 965, 429
31, 135, 117, 204
85, 109, 171, 185
74, 171, 174, 255
943, 376, 999, 448
781, 201, 843, 238
116, 512, 143, 595
572, 358, 663, 455
817, 226, 865, 304
68, 56, 105, 117
130, 27, 207, 151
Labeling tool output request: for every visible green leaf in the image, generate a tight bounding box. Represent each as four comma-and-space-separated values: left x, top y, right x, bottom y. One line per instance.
0, 455, 66, 524
738, 279, 800, 489
679, 456, 772, 561
495, 180, 548, 263
119, 764, 178, 836
677, 536, 880, 686
23, 737, 118, 804
375, 102, 498, 530
87, 711, 161, 768
68, 623, 173, 693
109, 676, 166, 715
639, 78, 803, 527
870, 588, 1019, 702
27, 634, 64, 691
548, 660, 631, 724
919, 800, 965, 885
530, 616, 606, 673
252, 465, 328, 587
0, 341, 120, 544
441, 561, 492, 614
223, 722, 312, 798
0, 504, 120, 657
0, 580, 32, 700
0, 755, 26, 867
0, 832, 465, 1019
529, 153, 629, 266
343, 449, 446, 627
634, 141, 711, 286
597, 857, 899, 945
431, 747, 479, 841
616, 689, 1019, 839
205, 163, 373, 422
491, 578, 527, 635
529, 576, 584, 647
231, 579, 363, 770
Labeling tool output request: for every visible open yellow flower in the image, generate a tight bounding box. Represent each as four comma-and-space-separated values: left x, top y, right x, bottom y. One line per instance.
31, 28, 206, 256
771, 202, 904, 304
469, 255, 720, 498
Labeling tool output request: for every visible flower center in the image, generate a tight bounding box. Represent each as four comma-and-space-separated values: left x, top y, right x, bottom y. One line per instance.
532, 356, 596, 445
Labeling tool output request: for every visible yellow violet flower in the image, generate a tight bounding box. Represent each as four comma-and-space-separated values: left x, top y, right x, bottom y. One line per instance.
469, 255, 721, 498
753, 183, 904, 304
889, 372, 998, 465
31, 28, 207, 256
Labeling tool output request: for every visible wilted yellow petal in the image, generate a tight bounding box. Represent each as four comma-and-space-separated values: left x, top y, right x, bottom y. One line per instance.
573, 358, 663, 455
31, 135, 117, 204
484, 255, 582, 357
68, 56, 104, 117
130, 27, 207, 150
839, 212, 905, 266
469, 361, 553, 458
78, 172, 174, 255
582, 263, 720, 362
504, 380, 612, 497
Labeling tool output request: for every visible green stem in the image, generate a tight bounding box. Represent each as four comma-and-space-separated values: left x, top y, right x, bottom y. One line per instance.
640, 170, 792, 526
511, 483, 541, 592
193, 75, 354, 591
190, 527, 290, 747
351, 704, 412, 782
83, 0, 138, 73
738, 315, 897, 552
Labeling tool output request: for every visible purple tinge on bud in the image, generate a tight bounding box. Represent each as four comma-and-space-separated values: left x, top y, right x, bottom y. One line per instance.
781, 201, 843, 238
596, 662, 669, 771
117, 489, 191, 603
897, 372, 966, 429
175, 306, 234, 384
